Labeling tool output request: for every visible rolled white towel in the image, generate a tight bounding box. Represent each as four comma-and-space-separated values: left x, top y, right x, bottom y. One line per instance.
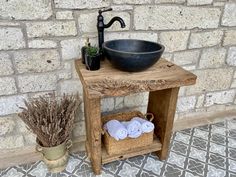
132, 117, 154, 133
122, 120, 142, 138
104, 120, 128, 141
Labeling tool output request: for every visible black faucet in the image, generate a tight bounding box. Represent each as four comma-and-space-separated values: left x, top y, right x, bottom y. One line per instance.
97, 8, 126, 53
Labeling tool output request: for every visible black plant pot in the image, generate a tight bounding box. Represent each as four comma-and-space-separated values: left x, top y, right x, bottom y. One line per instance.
85, 53, 101, 71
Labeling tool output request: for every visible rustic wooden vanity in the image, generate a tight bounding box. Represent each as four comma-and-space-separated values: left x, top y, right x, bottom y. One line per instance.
75, 58, 197, 175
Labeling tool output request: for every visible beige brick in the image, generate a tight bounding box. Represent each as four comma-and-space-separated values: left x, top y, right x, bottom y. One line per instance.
182, 65, 196, 71
231, 80, 236, 88
28, 91, 54, 99
105, 32, 158, 43
28, 40, 57, 49
187, 0, 213, 5
189, 30, 223, 49
159, 31, 190, 52
113, 0, 151, 4
213, 2, 225, 7
58, 79, 83, 95
227, 47, 236, 66
179, 87, 186, 96
0, 53, 14, 76
61, 38, 83, 60
60, 37, 97, 60
15, 118, 31, 134
0, 118, 15, 136
24, 133, 36, 145
0, 22, 20, 26
101, 97, 115, 112
15, 50, 60, 74
186, 68, 234, 95
155, 0, 185, 3
114, 97, 124, 110
162, 53, 173, 61
177, 96, 197, 112
54, 0, 109, 9
134, 6, 221, 30
0, 135, 24, 149
58, 70, 72, 80
73, 121, 86, 137
196, 94, 205, 108
56, 11, 73, 19
0, 27, 25, 50
223, 30, 236, 46
0, 0, 52, 20
173, 50, 200, 66
78, 12, 130, 33
199, 48, 226, 69
0, 94, 28, 115
26, 21, 77, 37
111, 5, 133, 11
18, 74, 57, 93
205, 90, 236, 106
124, 93, 147, 108
222, 3, 236, 26
0, 77, 17, 96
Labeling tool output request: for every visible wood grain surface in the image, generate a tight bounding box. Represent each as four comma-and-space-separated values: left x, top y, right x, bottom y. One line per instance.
75, 59, 197, 98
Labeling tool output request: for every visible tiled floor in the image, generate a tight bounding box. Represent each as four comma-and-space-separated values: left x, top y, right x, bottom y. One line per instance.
1, 118, 236, 177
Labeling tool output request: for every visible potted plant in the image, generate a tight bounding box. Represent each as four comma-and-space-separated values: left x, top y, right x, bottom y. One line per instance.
85, 46, 100, 71
18, 93, 81, 173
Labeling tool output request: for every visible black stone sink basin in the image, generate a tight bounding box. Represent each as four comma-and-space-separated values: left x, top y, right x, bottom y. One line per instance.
102, 39, 165, 72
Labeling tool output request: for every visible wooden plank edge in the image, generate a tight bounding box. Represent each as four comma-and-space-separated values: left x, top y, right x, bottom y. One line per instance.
102, 139, 162, 164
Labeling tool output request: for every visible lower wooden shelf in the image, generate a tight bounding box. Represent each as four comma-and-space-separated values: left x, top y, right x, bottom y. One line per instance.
101, 136, 162, 164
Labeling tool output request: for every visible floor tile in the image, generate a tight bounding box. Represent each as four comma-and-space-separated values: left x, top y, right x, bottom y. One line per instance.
167, 152, 186, 168
209, 142, 226, 156
198, 124, 210, 131
1, 118, 236, 177
206, 165, 226, 177
211, 125, 227, 136
186, 159, 206, 176
228, 129, 236, 138
211, 133, 226, 145
228, 138, 236, 148
208, 153, 226, 169
191, 137, 208, 150
143, 156, 163, 175
229, 160, 236, 173
193, 128, 209, 140
189, 147, 207, 162
163, 164, 183, 177
171, 141, 188, 155
180, 128, 193, 135
174, 132, 191, 144
117, 162, 140, 177
228, 148, 236, 160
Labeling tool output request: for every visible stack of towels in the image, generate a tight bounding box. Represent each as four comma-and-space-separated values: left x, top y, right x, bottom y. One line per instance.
103, 117, 155, 141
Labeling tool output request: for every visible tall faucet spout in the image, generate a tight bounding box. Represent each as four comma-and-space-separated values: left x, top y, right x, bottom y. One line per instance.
104, 16, 126, 29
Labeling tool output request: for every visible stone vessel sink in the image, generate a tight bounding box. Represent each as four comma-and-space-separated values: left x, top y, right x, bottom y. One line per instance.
102, 39, 165, 72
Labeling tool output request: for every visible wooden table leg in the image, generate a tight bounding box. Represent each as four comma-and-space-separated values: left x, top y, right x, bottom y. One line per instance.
147, 87, 179, 160
83, 90, 102, 175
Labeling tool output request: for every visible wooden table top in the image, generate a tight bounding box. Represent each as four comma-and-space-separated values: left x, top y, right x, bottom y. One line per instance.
75, 59, 197, 98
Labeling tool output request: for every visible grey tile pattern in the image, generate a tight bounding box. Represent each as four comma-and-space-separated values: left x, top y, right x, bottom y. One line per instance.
1, 118, 236, 177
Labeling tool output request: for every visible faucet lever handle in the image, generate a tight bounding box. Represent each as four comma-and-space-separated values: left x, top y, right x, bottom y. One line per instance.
99, 8, 112, 14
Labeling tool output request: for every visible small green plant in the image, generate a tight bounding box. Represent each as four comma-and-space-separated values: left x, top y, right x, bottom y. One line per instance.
86, 46, 98, 57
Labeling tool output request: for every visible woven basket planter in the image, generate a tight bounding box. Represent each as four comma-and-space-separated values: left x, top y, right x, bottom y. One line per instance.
102, 111, 154, 155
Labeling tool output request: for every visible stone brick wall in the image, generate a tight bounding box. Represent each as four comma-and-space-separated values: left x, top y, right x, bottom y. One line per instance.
0, 0, 235, 150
